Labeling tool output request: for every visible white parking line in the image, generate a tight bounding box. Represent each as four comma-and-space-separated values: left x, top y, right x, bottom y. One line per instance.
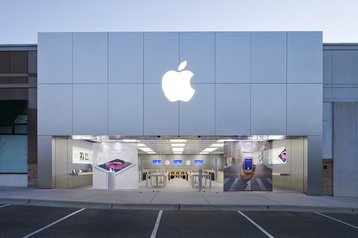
315, 212, 358, 230
150, 210, 163, 238
238, 211, 274, 238
21, 208, 86, 238
0, 204, 10, 209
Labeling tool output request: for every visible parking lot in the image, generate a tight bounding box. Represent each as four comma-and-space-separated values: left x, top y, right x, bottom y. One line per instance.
0, 204, 357, 237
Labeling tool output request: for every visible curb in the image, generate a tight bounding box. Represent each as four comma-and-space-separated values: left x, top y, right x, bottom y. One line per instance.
0, 198, 30, 205
0, 198, 357, 213
179, 204, 358, 213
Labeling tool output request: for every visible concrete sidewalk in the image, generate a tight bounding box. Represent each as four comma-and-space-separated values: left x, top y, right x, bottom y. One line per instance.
0, 186, 357, 213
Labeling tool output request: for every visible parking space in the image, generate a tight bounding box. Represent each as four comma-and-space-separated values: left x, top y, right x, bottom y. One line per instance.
0, 205, 357, 237
34, 209, 158, 238
0, 205, 78, 237
243, 211, 358, 238
322, 212, 358, 227
157, 211, 266, 238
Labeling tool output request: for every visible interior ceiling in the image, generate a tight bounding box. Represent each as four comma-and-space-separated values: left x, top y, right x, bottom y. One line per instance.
138, 139, 223, 155
77, 135, 287, 155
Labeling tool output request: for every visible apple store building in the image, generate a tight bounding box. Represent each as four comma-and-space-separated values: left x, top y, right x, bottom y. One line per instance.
37, 32, 322, 195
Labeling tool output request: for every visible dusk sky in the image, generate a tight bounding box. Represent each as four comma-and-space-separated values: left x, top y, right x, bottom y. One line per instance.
1, 0, 357, 44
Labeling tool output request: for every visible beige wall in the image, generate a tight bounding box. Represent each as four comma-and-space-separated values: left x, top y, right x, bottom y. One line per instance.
272, 138, 305, 192
53, 137, 92, 188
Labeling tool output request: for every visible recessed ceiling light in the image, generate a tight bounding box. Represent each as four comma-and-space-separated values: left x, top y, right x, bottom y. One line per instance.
137, 143, 146, 147
170, 139, 187, 143
210, 143, 224, 147
172, 148, 184, 152
171, 143, 186, 147
199, 152, 209, 154
203, 148, 217, 152
173, 152, 183, 154
217, 139, 236, 142
139, 147, 153, 152
122, 139, 140, 143
147, 151, 156, 154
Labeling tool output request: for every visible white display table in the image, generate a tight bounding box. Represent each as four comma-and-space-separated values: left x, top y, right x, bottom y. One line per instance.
93, 162, 136, 190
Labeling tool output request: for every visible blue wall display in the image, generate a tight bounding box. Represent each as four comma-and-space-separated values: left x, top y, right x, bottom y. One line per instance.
152, 160, 162, 166
173, 160, 182, 166
194, 160, 204, 166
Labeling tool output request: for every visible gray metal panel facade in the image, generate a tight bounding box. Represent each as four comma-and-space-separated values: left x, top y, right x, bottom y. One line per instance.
143, 84, 179, 135
179, 84, 215, 135
180, 32, 215, 84
251, 32, 286, 83
322, 103, 332, 159
287, 32, 322, 84
108, 33, 143, 84
73, 33, 108, 84
287, 84, 322, 135
215, 32, 251, 83
332, 51, 358, 85
109, 84, 143, 135
144, 33, 179, 84
38, 31, 323, 137
38, 33, 72, 84
73, 84, 108, 135
322, 44, 358, 159
38, 84, 72, 135
333, 103, 358, 197
215, 84, 251, 135
251, 84, 287, 135
324, 45, 358, 103
37, 31, 323, 194
323, 44, 358, 196
307, 135, 322, 196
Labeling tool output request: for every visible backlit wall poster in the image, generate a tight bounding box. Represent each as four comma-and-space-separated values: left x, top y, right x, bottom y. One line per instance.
72, 146, 92, 164
223, 141, 273, 191
272, 147, 287, 164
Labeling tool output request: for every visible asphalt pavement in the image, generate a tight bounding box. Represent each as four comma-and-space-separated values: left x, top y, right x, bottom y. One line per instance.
0, 204, 357, 238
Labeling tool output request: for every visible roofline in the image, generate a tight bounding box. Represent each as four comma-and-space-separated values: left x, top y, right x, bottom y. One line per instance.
1, 43, 358, 51
323, 43, 358, 50
0, 44, 37, 51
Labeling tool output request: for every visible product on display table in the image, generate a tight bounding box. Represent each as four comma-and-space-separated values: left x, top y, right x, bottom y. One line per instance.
98, 159, 134, 173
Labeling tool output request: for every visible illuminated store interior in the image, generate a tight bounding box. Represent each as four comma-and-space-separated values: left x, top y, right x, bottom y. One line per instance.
58, 135, 306, 193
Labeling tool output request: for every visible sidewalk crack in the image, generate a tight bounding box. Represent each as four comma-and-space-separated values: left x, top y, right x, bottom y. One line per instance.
201, 193, 210, 204
149, 191, 159, 204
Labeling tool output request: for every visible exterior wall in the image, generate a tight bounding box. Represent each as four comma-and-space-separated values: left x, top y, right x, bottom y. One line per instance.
333, 103, 358, 197
0, 46, 38, 187
38, 32, 322, 137
323, 44, 358, 159
52, 138, 92, 189
38, 32, 323, 193
272, 138, 305, 193
323, 44, 358, 197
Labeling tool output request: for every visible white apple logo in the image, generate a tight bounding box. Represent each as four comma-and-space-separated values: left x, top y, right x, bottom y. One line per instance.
162, 60, 195, 102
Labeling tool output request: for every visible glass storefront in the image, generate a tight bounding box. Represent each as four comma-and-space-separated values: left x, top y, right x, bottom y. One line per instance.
54, 135, 306, 193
